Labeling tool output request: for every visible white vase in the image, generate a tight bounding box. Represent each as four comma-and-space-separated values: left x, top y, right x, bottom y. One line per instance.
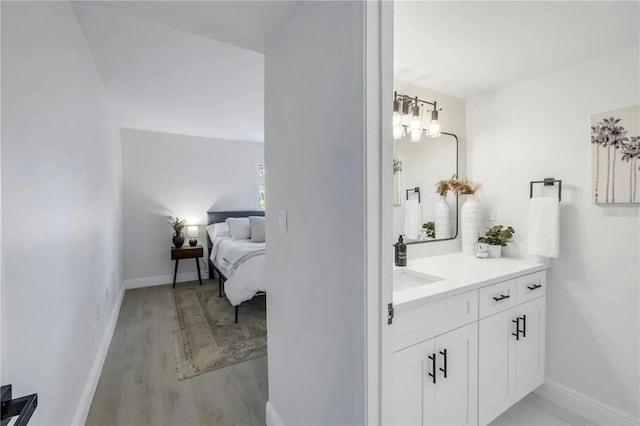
488, 245, 502, 258
461, 194, 481, 254
435, 195, 451, 240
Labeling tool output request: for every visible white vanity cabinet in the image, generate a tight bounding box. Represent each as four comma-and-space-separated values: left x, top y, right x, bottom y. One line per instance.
478, 297, 545, 424
393, 269, 547, 426
393, 322, 478, 426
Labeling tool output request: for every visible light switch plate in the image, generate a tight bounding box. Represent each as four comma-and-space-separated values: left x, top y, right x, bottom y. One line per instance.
278, 209, 288, 234
487, 205, 497, 221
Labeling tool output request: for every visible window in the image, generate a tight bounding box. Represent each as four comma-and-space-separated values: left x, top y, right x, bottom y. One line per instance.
257, 163, 265, 211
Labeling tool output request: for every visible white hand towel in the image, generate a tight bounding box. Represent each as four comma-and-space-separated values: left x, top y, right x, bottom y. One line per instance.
394, 169, 403, 206
403, 199, 421, 241
527, 197, 559, 258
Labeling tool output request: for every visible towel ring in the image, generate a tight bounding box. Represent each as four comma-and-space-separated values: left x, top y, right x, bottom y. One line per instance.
406, 187, 421, 203
529, 178, 562, 201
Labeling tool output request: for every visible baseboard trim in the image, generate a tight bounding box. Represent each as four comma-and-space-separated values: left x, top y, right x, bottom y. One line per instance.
266, 401, 284, 426
535, 379, 639, 426
71, 284, 125, 425
124, 272, 200, 289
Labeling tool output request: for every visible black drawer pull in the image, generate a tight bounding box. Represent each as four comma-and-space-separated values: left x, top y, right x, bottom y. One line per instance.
527, 283, 542, 291
427, 353, 436, 383
493, 294, 510, 302
521, 314, 527, 338
439, 349, 448, 378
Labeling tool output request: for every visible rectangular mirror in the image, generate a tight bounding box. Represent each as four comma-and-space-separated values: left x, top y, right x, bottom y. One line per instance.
393, 131, 458, 243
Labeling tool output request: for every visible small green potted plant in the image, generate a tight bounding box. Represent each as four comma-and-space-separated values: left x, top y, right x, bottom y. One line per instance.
169, 216, 187, 248
478, 225, 515, 258
422, 221, 436, 240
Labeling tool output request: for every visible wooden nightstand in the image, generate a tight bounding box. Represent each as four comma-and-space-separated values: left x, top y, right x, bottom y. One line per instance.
171, 245, 203, 288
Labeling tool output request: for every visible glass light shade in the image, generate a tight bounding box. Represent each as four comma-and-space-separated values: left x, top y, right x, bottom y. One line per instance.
410, 128, 422, 143
187, 225, 198, 238
393, 124, 405, 140
428, 119, 441, 137
409, 116, 421, 131
392, 111, 401, 127
409, 105, 421, 130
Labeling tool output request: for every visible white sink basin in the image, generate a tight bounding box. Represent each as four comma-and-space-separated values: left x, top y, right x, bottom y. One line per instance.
394, 269, 444, 291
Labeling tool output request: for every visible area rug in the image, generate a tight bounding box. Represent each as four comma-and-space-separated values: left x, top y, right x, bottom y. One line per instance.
171, 285, 267, 380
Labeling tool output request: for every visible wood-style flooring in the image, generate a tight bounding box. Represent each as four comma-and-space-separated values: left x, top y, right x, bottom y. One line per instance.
491, 393, 597, 426
86, 280, 268, 426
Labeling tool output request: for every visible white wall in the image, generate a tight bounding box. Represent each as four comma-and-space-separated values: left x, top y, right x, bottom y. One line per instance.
467, 47, 640, 419
1, 2, 123, 424
72, 2, 265, 143
392, 81, 466, 249
264, 1, 368, 424
0, 0, 4, 386
121, 128, 263, 287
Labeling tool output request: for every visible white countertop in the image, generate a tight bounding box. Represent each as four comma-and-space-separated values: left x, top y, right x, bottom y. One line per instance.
393, 252, 549, 309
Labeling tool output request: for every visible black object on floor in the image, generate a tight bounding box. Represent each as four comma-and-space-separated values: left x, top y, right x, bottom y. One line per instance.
1, 384, 37, 426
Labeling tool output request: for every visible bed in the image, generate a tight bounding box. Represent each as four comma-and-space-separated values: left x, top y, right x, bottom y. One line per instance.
207, 210, 266, 323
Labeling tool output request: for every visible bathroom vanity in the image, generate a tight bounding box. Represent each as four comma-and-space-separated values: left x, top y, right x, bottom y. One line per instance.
393, 252, 549, 426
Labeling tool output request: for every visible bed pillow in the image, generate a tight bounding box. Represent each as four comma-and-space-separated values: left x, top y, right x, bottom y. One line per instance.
206, 222, 230, 241
226, 217, 251, 240
249, 216, 266, 243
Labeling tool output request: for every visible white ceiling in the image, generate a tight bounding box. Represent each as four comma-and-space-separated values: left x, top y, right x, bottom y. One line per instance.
73, 2, 266, 142
395, 1, 640, 98
97, 1, 301, 53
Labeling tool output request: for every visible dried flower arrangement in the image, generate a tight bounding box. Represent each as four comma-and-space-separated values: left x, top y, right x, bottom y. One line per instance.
449, 177, 482, 195
435, 175, 456, 196
435, 180, 450, 196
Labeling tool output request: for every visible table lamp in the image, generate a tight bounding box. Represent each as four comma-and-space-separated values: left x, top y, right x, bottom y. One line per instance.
187, 226, 198, 247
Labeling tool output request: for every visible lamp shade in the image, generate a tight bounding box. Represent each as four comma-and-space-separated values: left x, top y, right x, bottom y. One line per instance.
187, 226, 198, 238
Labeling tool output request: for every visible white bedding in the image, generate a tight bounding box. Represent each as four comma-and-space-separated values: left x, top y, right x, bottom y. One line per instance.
210, 236, 266, 306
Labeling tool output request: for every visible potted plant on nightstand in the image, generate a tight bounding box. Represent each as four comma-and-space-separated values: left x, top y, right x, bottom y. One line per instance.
169, 217, 187, 248
478, 225, 515, 258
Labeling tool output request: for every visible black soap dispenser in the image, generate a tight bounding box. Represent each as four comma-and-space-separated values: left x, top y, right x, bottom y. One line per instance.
395, 235, 407, 267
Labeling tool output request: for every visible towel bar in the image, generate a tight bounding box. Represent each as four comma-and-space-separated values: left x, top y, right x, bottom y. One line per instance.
529, 178, 562, 201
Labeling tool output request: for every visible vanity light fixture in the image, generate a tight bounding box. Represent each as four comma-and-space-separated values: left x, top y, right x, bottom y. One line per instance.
409, 97, 421, 131
393, 98, 401, 126
393, 91, 443, 141
428, 108, 441, 138
392, 98, 405, 140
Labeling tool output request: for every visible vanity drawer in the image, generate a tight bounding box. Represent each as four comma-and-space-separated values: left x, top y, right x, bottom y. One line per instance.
478, 279, 517, 319
517, 271, 546, 304
393, 290, 478, 352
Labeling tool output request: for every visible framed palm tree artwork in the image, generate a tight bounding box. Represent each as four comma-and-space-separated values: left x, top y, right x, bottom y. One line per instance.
591, 105, 640, 204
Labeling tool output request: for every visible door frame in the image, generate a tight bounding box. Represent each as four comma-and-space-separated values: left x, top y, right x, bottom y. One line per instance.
365, 0, 394, 424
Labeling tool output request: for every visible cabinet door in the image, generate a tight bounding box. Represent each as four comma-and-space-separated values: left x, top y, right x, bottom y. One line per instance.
478, 309, 517, 425
515, 296, 546, 401
393, 338, 436, 426
432, 323, 478, 426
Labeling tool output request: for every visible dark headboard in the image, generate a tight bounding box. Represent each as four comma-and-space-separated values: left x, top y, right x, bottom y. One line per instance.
207, 210, 265, 226
206, 210, 265, 254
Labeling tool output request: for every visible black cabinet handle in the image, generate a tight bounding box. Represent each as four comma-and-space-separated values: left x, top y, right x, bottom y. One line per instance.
427, 353, 436, 383
512, 315, 526, 340
493, 294, 511, 302
439, 349, 448, 378
527, 283, 542, 291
